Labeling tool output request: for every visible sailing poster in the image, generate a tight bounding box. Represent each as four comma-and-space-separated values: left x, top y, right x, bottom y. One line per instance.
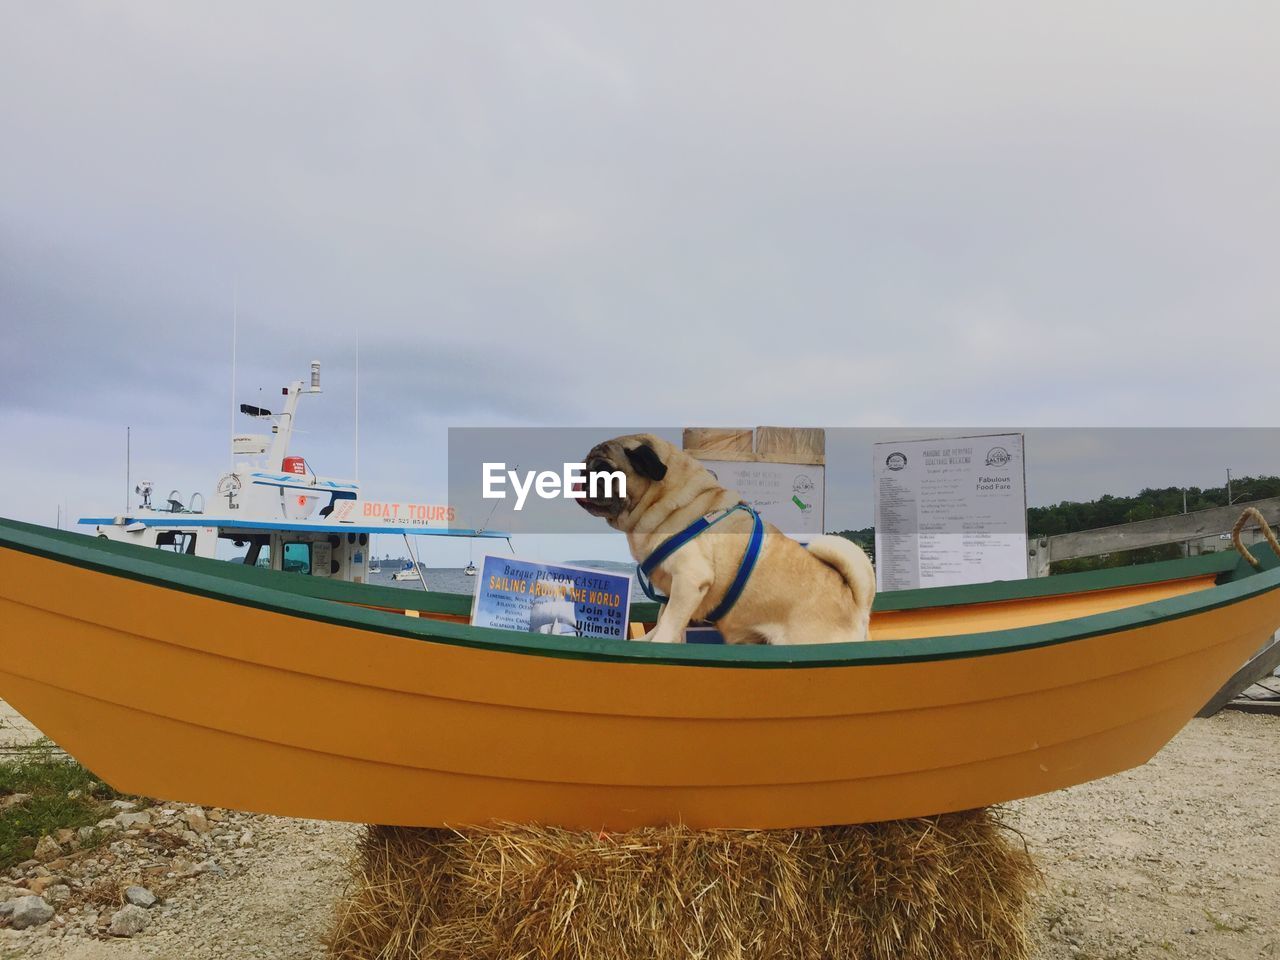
471, 556, 632, 640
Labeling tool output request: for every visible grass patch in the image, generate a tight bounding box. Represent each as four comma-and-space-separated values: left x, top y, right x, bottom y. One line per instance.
1203, 909, 1249, 934
0, 738, 123, 870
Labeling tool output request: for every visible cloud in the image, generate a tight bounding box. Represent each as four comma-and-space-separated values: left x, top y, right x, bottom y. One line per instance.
2, 1, 1279, 545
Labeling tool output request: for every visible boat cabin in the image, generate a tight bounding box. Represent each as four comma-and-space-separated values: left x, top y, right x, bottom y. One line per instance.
81, 362, 508, 584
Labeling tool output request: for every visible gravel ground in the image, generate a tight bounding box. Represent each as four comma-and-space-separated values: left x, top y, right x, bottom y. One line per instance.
3, 702, 1277, 959
1012, 709, 1280, 960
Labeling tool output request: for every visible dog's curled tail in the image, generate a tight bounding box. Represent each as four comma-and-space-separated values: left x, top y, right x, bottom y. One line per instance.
806, 535, 876, 641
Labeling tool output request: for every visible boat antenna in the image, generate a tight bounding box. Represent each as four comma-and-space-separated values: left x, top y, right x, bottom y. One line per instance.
355, 329, 360, 482
125, 425, 131, 514
230, 281, 238, 468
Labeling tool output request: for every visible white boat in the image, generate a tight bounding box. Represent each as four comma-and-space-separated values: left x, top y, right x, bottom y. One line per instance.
368, 559, 382, 575
392, 561, 420, 582
81, 361, 510, 583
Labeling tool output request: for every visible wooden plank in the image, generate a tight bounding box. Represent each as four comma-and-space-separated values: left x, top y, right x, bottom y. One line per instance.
1047, 496, 1280, 563
754, 427, 825, 465
1196, 632, 1280, 717
683, 450, 827, 465
681, 428, 753, 456
684, 427, 826, 465
1221, 699, 1280, 717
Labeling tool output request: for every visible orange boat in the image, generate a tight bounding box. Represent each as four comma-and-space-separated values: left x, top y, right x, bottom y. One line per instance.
1, 516, 1277, 830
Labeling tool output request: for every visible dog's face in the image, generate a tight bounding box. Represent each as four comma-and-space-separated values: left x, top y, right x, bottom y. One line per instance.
576, 433, 674, 526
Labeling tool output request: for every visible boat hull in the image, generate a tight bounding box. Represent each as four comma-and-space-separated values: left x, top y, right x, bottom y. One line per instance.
3, 525, 1278, 829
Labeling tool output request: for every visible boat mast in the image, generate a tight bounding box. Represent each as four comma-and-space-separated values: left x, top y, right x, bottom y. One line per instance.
266, 362, 322, 469
403, 532, 429, 591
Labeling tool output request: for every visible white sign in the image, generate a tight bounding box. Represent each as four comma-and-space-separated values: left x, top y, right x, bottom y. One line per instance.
312, 540, 333, 577
698, 460, 825, 538
873, 434, 1027, 591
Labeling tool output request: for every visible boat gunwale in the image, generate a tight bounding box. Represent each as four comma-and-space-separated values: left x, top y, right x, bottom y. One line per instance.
33, 518, 1245, 619
2, 517, 1278, 670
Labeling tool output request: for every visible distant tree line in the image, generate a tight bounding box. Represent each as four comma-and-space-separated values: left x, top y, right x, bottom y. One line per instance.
830, 475, 1280, 572
828, 527, 875, 564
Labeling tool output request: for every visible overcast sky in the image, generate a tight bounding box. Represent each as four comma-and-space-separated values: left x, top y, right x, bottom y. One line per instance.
2, 3, 1277, 563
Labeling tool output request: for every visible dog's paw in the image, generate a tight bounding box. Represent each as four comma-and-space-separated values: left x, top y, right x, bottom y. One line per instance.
632, 629, 681, 643
645, 630, 685, 644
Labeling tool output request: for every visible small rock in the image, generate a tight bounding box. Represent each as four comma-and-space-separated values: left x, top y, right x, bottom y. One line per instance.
45, 884, 71, 904
109, 800, 138, 812
27, 875, 62, 897
77, 826, 98, 844
0, 793, 31, 811
206, 809, 224, 823
113, 811, 151, 830
10, 895, 55, 930
108, 903, 149, 937
182, 860, 224, 877
54, 828, 77, 846
33, 835, 64, 862
0, 885, 29, 903
238, 829, 254, 847
183, 809, 211, 834
124, 886, 157, 908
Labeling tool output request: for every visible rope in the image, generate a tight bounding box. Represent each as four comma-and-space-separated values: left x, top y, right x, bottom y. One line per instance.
1232, 507, 1280, 570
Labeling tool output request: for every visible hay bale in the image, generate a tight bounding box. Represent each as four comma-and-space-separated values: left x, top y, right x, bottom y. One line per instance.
327, 810, 1039, 960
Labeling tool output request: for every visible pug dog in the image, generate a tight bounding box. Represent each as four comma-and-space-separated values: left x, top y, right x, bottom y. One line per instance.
578, 434, 875, 645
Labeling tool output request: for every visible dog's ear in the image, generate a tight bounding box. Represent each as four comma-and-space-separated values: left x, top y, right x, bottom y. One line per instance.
625, 442, 668, 481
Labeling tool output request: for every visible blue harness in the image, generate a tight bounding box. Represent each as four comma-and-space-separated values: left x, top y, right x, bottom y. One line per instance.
636, 504, 764, 622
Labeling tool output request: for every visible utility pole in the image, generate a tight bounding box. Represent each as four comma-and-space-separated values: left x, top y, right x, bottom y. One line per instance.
1181, 488, 1188, 557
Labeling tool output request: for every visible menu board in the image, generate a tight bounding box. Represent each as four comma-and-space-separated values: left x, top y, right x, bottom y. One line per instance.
697, 460, 825, 539
873, 434, 1027, 591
